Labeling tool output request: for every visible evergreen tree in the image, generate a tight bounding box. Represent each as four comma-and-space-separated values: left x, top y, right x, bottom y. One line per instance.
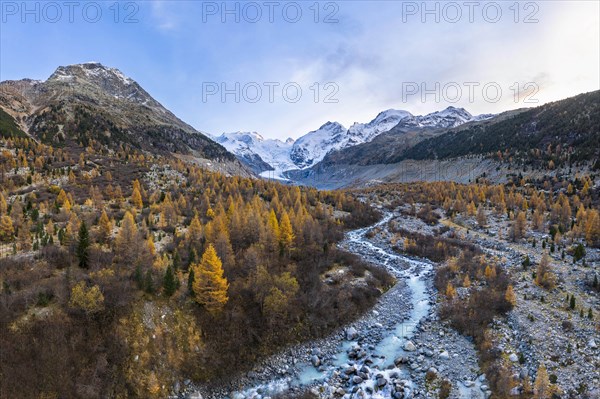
172, 250, 181, 270
144, 269, 154, 294
163, 265, 177, 297
569, 295, 576, 310
76, 221, 90, 269
187, 267, 195, 294
573, 243, 585, 262
135, 264, 143, 289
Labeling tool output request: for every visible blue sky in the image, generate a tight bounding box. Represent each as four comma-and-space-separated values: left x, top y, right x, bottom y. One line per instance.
1, 1, 598, 139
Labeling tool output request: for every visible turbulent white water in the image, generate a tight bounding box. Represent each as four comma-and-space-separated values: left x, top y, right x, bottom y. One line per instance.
222, 214, 433, 399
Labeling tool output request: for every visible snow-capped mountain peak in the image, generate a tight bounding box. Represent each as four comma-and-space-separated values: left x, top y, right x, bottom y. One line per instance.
216, 106, 495, 177
289, 122, 347, 169
347, 109, 414, 144
417, 106, 474, 128
213, 132, 296, 177
46, 63, 157, 106
372, 109, 413, 124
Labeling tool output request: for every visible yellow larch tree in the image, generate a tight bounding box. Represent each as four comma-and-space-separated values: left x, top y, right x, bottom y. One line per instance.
0, 192, 7, 215
585, 209, 600, 247
267, 209, 280, 240
0, 215, 14, 242
191, 244, 229, 313
131, 185, 143, 210
445, 282, 456, 299
279, 210, 294, 250
484, 265, 497, 280
98, 209, 112, 243
115, 211, 141, 268
147, 234, 156, 256
505, 284, 517, 306
463, 275, 471, 288
186, 213, 203, 247
533, 363, 555, 399
69, 281, 105, 315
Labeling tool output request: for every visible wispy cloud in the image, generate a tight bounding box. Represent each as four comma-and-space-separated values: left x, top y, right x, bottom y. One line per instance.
150, 0, 180, 31
1, 0, 598, 139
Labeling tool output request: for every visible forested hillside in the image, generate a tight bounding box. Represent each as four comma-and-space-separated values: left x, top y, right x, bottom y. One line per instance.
0, 136, 391, 399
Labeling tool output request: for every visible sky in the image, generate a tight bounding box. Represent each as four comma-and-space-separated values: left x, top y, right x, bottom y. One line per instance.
1, 0, 598, 140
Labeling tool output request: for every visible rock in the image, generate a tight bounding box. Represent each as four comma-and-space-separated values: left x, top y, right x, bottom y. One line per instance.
510, 386, 521, 396
509, 353, 519, 362
352, 376, 363, 384
404, 341, 417, 351
346, 327, 359, 341
376, 377, 387, 387
463, 380, 474, 387
589, 339, 597, 349
394, 356, 408, 365
439, 351, 449, 359
311, 355, 321, 367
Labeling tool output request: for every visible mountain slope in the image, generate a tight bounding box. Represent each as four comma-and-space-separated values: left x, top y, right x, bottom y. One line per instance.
289, 91, 599, 189
402, 91, 600, 164
0, 63, 235, 163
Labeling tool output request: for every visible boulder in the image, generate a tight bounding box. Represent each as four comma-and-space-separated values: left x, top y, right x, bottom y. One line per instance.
311, 355, 321, 367
352, 376, 363, 384
394, 356, 408, 365
346, 327, 359, 341
404, 341, 417, 351
376, 377, 387, 387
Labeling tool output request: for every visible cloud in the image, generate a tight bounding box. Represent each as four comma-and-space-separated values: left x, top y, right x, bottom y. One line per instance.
150, 0, 180, 31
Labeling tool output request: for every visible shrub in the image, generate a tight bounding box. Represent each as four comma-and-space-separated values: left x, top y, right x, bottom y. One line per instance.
439, 379, 452, 399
